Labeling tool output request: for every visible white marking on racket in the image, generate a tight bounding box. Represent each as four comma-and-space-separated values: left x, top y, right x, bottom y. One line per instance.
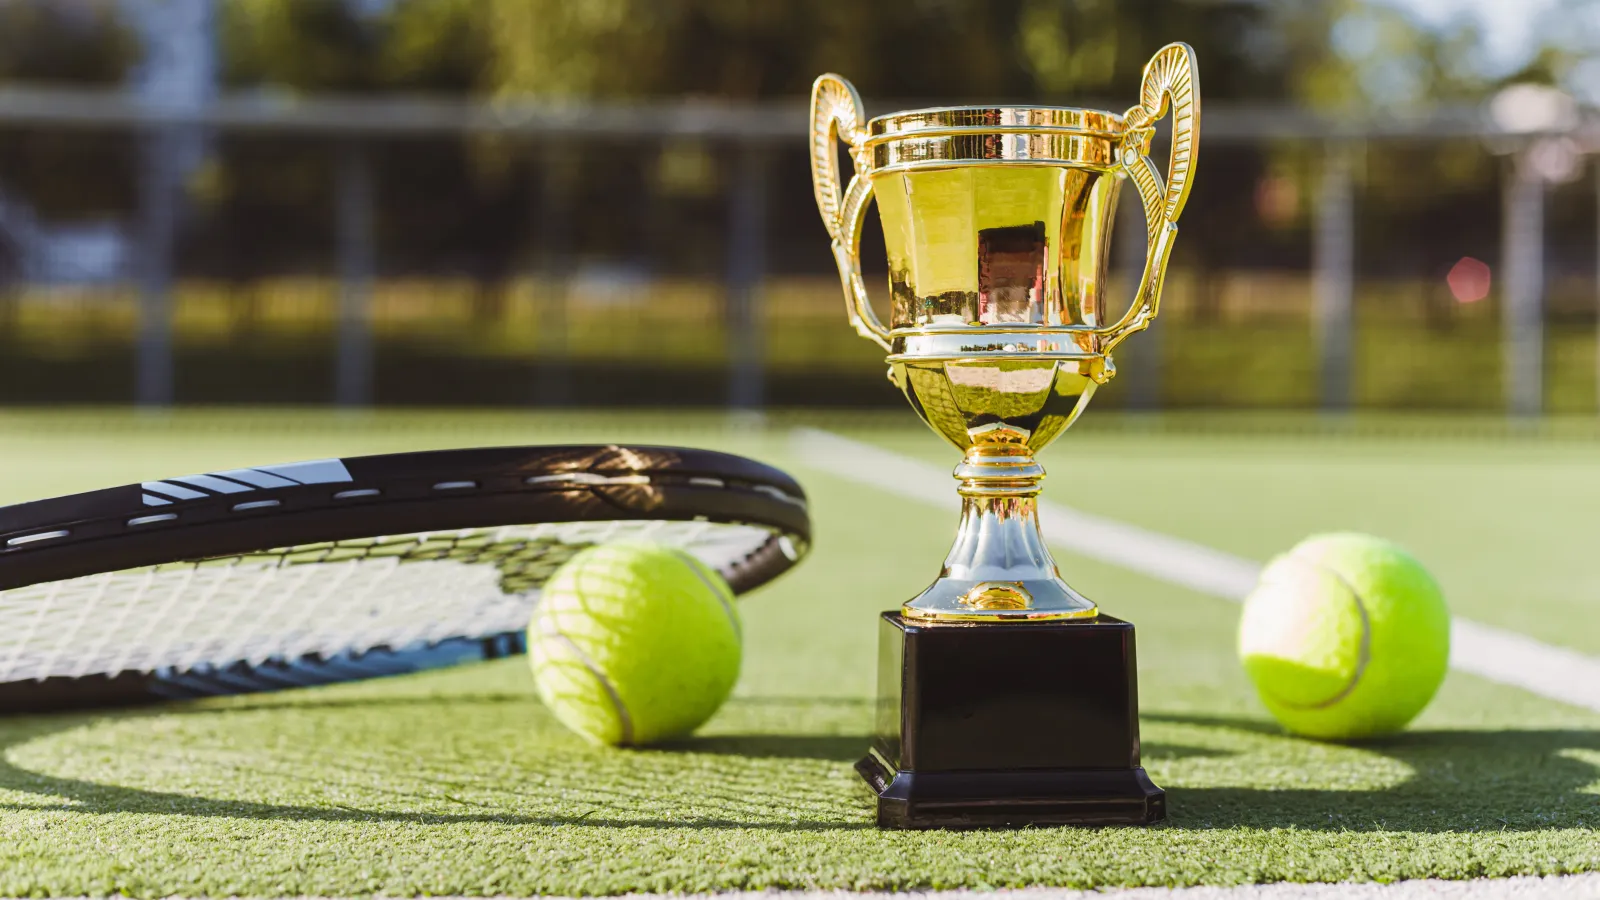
792, 428, 1600, 714
6, 530, 69, 547
255, 458, 353, 485
170, 474, 255, 495
232, 500, 281, 512
142, 482, 208, 501
752, 484, 807, 507
211, 468, 298, 489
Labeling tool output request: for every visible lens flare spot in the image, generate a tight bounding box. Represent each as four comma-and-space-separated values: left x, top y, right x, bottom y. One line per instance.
1447, 257, 1491, 304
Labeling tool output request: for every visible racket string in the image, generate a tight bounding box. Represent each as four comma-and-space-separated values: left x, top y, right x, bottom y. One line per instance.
143, 562, 234, 678
0, 520, 773, 683
109, 566, 202, 679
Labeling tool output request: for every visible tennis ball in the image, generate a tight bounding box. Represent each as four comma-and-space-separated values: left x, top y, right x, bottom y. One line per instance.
527, 541, 741, 746
1238, 532, 1450, 741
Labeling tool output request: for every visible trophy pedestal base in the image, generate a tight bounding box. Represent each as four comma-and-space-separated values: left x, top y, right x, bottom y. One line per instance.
859, 612, 1165, 829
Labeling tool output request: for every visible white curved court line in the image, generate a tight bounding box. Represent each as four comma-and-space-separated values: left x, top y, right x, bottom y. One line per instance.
792, 428, 1600, 715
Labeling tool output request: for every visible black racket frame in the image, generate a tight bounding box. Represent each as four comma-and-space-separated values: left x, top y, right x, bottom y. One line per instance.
0, 444, 810, 714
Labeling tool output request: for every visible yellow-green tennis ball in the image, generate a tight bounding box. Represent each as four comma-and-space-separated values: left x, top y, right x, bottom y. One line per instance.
527, 541, 741, 746
1238, 532, 1450, 741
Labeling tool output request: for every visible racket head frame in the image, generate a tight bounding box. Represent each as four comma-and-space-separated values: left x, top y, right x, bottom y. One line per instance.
0, 444, 810, 714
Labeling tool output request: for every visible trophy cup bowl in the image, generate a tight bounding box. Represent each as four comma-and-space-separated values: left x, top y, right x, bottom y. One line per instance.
812, 44, 1198, 623
811, 44, 1199, 827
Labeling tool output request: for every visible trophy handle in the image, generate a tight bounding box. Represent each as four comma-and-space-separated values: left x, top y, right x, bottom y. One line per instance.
810, 74, 892, 351
1098, 42, 1200, 352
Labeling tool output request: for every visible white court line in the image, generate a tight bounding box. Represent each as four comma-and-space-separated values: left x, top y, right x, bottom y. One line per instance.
792, 428, 1600, 715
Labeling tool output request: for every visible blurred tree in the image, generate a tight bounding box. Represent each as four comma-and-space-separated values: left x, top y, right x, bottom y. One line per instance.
0, 0, 133, 84
0, 0, 137, 225
222, 0, 386, 91
478, 0, 1284, 103
210, 0, 510, 281
1271, 0, 1507, 113
12, 0, 1580, 285
220, 0, 484, 92
213, 0, 1598, 116
1253, 1, 1519, 280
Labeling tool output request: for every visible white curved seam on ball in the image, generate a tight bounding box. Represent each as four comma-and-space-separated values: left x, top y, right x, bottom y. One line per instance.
534, 615, 635, 745
667, 548, 741, 640
1269, 552, 1373, 711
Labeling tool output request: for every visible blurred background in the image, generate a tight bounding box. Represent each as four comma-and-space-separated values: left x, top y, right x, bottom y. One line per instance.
0, 0, 1596, 415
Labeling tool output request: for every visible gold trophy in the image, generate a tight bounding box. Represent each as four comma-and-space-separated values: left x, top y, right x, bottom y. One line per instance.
810, 44, 1198, 828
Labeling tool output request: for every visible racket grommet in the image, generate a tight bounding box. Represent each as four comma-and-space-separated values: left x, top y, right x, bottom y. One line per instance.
232, 500, 281, 512
5, 530, 69, 547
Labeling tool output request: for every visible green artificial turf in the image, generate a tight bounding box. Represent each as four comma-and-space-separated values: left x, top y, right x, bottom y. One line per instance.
874, 422, 1600, 655
0, 410, 1595, 896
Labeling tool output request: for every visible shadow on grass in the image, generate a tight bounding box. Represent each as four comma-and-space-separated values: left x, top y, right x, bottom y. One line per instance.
0, 697, 877, 831
175, 693, 871, 717
0, 701, 1594, 833
1139, 743, 1234, 762
172, 693, 534, 715
1146, 712, 1600, 831
649, 734, 867, 761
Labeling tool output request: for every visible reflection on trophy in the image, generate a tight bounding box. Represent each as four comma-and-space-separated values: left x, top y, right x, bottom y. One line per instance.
810, 44, 1199, 827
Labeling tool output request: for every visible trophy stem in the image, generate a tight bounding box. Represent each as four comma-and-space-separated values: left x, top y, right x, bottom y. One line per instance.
902, 445, 1098, 623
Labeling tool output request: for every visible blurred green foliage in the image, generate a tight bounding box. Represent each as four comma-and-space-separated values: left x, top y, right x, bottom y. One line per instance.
207, 0, 1594, 108
201, 0, 1595, 260
0, 1, 138, 221
221, 0, 485, 92
0, 0, 133, 85
0, 0, 1588, 115
4, 272, 1598, 412
0, 0, 1594, 412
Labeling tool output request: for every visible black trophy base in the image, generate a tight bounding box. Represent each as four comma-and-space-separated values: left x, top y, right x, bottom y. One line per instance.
860, 612, 1165, 829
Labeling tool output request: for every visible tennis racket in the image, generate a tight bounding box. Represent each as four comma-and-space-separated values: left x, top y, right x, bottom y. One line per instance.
0, 444, 810, 714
